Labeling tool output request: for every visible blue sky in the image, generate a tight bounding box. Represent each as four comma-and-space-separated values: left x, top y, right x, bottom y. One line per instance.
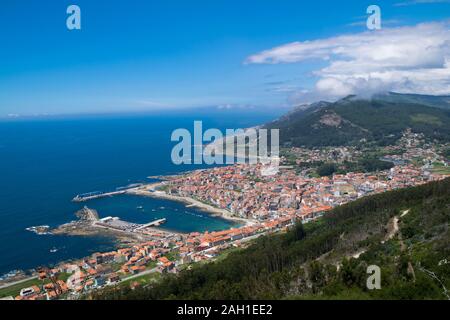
0, 0, 449, 116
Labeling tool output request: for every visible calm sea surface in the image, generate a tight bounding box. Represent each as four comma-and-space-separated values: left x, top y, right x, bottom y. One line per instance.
0, 109, 281, 275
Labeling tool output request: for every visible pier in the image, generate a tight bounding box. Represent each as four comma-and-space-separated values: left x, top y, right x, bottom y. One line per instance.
72, 184, 143, 202
72, 190, 127, 202
134, 218, 167, 231
93, 217, 167, 233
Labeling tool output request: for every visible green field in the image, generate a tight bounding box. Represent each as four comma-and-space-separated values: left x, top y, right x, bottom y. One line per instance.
119, 272, 161, 288
432, 163, 450, 175
411, 113, 443, 126
0, 278, 42, 298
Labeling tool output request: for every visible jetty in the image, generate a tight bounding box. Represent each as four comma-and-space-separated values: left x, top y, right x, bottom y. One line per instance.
72, 190, 126, 202
94, 216, 167, 233
134, 218, 167, 230
72, 184, 143, 202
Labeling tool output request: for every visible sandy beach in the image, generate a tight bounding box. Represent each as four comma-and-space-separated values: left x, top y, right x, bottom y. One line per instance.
127, 183, 255, 227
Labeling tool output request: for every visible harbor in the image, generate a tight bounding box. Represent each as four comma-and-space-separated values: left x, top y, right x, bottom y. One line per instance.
51, 206, 177, 243
72, 181, 251, 228
67, 185, 177, 237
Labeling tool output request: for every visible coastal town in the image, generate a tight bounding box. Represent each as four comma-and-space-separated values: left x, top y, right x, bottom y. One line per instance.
1, 130, 449, 300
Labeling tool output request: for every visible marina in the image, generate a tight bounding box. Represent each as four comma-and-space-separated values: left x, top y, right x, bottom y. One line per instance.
67, 206, 168, 235
49, 205, 177, 245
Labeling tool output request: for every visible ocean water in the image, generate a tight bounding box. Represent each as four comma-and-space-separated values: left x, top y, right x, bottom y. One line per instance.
0, 110, 281, 275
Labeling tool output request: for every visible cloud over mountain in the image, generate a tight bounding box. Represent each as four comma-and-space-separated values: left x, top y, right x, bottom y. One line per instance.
246, 22, 450, 103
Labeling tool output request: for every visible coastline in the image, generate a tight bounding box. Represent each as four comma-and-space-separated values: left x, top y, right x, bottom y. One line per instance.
1, 175, 249, 285
50, 204, 187, 241
127, 183, 255, 227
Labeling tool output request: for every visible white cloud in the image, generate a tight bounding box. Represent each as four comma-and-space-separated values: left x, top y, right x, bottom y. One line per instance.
246, 22, 450, 103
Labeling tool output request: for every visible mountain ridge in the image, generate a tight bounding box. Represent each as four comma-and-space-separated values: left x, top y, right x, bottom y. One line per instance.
264, 92, 450, 147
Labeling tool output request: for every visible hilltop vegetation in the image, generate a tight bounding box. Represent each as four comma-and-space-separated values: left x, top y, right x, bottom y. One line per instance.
373, 92, 450, 110
265, 95, 450, 148
315, 158, 395, 177
90, 178, 450, 300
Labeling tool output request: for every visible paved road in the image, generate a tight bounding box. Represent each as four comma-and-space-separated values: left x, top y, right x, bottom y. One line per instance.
0, 276, 38, 290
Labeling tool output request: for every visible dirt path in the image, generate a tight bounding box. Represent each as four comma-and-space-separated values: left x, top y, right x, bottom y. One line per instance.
396, 209, 415, 280
384, 209, 411, 243
384, 216, 400, 243
398, 209, 410, 251
352, 249, 367, 259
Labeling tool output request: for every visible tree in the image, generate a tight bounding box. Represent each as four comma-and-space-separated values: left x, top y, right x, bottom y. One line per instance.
317, 163, 338, 177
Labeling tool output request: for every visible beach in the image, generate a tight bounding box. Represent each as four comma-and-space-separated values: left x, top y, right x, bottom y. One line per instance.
127, 183, 255, 227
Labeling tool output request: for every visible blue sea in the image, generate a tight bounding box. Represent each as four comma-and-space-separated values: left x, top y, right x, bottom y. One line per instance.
0, 109, 282, 275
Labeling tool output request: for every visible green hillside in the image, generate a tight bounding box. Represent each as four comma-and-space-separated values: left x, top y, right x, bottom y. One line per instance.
374, 92, 450, 110
265, 96, 450, 147
90, 178, 450, 300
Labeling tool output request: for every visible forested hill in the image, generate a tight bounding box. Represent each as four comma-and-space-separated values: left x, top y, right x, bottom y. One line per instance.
91, 178, 450, 300
264, 95, 450, 147
373, 92, 450, 110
